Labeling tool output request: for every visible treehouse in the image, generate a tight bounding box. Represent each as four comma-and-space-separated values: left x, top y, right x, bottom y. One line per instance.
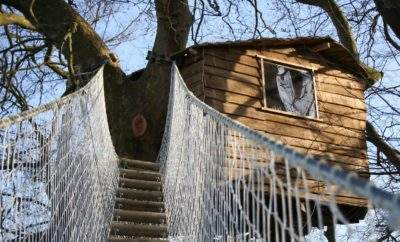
173, 37, 375, 225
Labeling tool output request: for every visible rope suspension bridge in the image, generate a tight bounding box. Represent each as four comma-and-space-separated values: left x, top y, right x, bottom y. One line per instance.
1, 64, 399, 241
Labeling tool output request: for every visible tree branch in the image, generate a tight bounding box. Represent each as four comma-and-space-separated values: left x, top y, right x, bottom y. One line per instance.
2, 0, 120, 74
296, 0, 400, 169
366, 121, 400, 172
43, 45, 69, 79
296, 0, 382, 83
373, 0, 400, 40
0, 12, 35, 30
296, 0, 358, 56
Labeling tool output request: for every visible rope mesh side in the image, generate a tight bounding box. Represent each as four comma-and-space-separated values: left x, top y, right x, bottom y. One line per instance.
0, 67, 119, 241
158, 63, 400, 241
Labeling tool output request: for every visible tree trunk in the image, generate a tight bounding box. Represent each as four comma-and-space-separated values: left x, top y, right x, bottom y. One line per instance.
3, 0, 132, 153
125, 0, 193, 161
3, 0, 192, 160
374, 0, 400, 40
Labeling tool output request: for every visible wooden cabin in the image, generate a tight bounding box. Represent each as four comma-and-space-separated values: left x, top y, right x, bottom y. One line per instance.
173, 37, 375, 224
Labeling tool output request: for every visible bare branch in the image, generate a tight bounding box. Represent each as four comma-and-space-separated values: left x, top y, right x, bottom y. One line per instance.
366, 121, 400, 172
373, 0, 400, 40
0, 12, 35, 30
43, 45, 69, 79
296, 0, 358, 56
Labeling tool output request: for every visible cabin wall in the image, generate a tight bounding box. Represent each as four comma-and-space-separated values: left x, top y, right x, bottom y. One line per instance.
177, 46, 369, 210
178, 53, 205, 99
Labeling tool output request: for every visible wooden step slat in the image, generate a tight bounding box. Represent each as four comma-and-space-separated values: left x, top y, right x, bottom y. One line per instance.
117, 188, 163, 202
119, 178, 162, 191
113, 209, 166, 224
110, 158, 167, 241
120, 159, 159, 171
119, 169, 161, 181
109, 236, 168, 242
115, 198, 164, 212
110, 222, 167, 238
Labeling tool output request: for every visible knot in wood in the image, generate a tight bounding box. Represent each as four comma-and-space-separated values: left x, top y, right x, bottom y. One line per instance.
132, 114, 147, 137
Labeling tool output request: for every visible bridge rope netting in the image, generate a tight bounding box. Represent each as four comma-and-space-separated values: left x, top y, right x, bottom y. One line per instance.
0, 63, 400, 241
0, 67, 119, 241
158, 63, 400, 241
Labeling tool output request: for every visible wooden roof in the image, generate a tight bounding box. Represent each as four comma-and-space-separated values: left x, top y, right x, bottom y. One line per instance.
174, 36, 381, 84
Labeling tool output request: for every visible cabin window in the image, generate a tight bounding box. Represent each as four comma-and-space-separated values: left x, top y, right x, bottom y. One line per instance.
260, 59, 318, 118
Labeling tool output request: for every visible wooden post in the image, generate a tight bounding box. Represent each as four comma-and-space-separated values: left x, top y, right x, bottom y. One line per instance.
325, 222, 336, 242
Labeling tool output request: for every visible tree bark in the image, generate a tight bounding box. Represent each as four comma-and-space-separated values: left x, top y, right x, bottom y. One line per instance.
0, 12, 35, 30
4, 0, 192, 160
2, 0, 118, 73
374, 0, 400, 40
366, 121, 400, 172
126, 0, 193, 160
1, 0, 134, 156
2, 0, 193, 160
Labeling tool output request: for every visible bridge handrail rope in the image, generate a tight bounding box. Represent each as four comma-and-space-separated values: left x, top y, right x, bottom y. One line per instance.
1, 61, 399, 241
0, 66, 119, 241
157, 63, 400, 241
176, 64, 400, 224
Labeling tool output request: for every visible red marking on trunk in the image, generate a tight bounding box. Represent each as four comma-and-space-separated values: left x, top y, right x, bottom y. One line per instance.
132, 114, 147, 137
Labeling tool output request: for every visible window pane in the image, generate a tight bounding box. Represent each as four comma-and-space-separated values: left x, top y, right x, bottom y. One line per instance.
263, 61, 316, 117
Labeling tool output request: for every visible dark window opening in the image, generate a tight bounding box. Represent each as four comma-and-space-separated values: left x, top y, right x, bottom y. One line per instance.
262, 61, 317, 117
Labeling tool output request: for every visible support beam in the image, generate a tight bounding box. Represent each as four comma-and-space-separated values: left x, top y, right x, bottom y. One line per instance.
310, 42, 331, 52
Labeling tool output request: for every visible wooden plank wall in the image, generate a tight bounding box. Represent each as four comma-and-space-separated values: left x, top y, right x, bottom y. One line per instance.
177, 46, 369, 209
179, 53, 205, 99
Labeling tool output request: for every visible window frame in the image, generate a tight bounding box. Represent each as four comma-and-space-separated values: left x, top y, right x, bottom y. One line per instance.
257, 55, 320, 119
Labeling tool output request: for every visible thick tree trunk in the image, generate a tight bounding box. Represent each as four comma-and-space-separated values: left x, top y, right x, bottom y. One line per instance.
3, 0, 118, 73
374, 0, 400, 40
3, 0, 192, 160
2, 0, 135, 156
125, 0, 193, 161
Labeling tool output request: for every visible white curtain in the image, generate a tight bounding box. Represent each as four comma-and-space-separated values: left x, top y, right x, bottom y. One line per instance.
275, 66, 315, 117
